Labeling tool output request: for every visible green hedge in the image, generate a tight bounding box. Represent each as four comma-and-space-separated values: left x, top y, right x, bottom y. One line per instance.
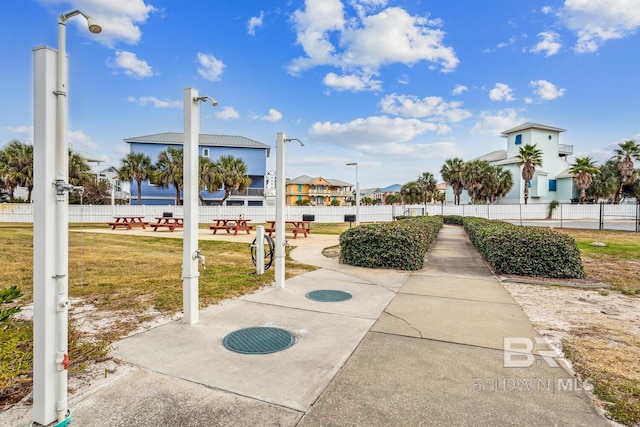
339, 216, 443, 270
463, 217, 585, 279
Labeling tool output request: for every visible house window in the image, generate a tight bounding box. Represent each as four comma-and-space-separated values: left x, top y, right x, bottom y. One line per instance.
298, 184, 303, 191
515, 134, 522, 145
202, 148, 210, 157
549, 180, 557, 192
297, 195, 302, 201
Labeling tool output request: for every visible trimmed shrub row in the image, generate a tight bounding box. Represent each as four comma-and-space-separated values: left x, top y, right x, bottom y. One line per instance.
339, 216, 443, 270
463, 217, 586, 279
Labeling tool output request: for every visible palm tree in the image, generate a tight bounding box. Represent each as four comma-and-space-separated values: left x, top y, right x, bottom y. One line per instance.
516, 144, 543, 204
481, 166, 513, 203
215, 155, 252, 206
399, 181, 423, 204
199, 156, 223, 205
569, 157, 600, 204
461, 160, 491, 203
68, 151, 92, 186
152, 147, 184, 205
416, 171, 437, 203
118, 152, 153, 205
440, 158, 465, 205
0, 140, 33, 201
612, 140, 640, 203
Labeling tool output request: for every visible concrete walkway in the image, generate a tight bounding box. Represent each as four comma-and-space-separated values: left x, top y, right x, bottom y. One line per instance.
16, 225, 609, 426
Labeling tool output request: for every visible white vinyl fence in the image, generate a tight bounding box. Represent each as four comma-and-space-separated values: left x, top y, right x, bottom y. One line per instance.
1, 203, 638, 231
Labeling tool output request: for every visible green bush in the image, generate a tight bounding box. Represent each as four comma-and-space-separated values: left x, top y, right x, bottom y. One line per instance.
339, 216, 443, 270
440, 215, 464, 225
463, 217, 585, 279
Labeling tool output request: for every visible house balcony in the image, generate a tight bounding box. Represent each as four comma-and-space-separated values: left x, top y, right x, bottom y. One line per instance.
308, 189, 351, 196
230, 188, 265, 197
558, 144, 573, 157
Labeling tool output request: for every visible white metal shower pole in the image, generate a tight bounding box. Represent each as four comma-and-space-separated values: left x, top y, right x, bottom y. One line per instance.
182, 88, 200, 325
275, 132, 286, 288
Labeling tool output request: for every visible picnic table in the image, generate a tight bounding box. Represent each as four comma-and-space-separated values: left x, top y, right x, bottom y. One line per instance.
265, 220, 310, 238
209, 218, 253, 235
108, 216, 149, 230
151, 216, 184, 232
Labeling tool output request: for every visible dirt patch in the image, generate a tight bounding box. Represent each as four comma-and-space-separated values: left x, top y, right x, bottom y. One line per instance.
503, 282, 640, 424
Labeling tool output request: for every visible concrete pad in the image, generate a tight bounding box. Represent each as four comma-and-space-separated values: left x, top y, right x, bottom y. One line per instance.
299, 333, 608, 427
400, 276, 517, 304
372, 293, 538, 350
111, 299, 374, 412
242, 269, 396, 319
71, 369, 302, 427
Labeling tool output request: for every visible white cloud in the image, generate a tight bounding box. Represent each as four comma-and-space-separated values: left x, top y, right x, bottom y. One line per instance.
260, 109, 283, 122
112, 51, 153, 78
248, 11, 264, 35
541, 6, 554, 15
38, 0, 156, 47
289, 1, 458, 90
452, 84, 468, 95
69, 130, 98, 151
310, 116, 440, 145
197, 53, 225, 81
489, 83, 515, 101
380, 94, 471, 123
560, 0, 640, 53
215, 106, 240, 120
323, 72, 382, 91
531, 31, 562, 56
530, 79, 566, 100
470, 109, 525, 136
127, 96, 181, 108
3, 125, 33, 137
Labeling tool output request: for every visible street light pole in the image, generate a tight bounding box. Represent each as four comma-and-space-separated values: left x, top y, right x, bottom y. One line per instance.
346, 162, 360, 225
33, 10, 101, 425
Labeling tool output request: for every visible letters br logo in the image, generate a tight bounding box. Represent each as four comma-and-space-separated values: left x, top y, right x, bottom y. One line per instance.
503, 337, 562, 368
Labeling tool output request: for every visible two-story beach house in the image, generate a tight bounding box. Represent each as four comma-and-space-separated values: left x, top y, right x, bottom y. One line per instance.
124, 132, 270, 206
446, 122, 577, 204
286, 175, 353, 206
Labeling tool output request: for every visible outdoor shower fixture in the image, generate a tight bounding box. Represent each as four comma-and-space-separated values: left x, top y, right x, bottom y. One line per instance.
285, 137, 304, 147
59, 9, 102, 34
194, 96, 218, 107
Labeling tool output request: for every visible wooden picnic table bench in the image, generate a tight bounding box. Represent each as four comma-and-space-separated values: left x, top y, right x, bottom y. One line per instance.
108, 216, 149, 230
209, 219, 253, 235
265, 220, 310, 238
151, 217, 184, 232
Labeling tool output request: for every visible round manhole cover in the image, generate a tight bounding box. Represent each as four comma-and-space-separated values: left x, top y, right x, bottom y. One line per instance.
306, 289, 352, 302
223, 327, 296, 354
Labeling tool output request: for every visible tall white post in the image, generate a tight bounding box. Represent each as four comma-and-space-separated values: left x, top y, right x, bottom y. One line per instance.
275, 132, 286, 288
355, 164, 360, 225
33, 45, 62, 426
182, 88, 200, 325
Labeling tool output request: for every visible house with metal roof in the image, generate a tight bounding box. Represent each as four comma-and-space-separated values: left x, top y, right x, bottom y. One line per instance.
286, 175, 353, 206
124, 132, 270, 206
446, 122, 577, 204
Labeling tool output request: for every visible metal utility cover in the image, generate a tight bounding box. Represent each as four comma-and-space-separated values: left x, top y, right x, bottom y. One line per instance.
306, 290, 353, 302
222, 327, 296, 355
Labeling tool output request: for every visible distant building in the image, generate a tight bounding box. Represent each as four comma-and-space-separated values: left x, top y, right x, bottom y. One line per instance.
124, 132, 270, 206
372, 183, 402, 204
286, 175, 353, 206
446, 122, 577, 204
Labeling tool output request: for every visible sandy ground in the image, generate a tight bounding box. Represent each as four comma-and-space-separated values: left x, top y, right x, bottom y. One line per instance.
502, 281, 640, 346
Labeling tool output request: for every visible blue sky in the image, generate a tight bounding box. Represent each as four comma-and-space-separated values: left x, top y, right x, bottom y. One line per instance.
3, 0, 640, 189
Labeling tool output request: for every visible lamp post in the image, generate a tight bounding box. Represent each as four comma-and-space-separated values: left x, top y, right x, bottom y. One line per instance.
346, 162, 360, 225
33, 10, 101, 426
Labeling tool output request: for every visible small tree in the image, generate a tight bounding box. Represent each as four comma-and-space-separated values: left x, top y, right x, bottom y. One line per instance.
516, 144, 543, 204
119, 152, 153, 205
612, 140, 640, 203
569, 157, 600, 204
